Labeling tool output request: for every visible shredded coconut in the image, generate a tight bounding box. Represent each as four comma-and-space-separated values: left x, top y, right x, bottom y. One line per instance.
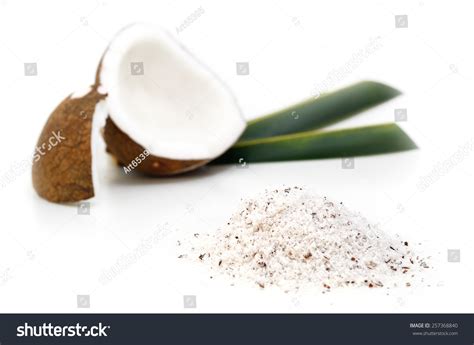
181, 186, 430, 292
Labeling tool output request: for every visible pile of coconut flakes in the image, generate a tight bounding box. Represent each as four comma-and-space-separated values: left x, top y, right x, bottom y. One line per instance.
179, 186, 430, 292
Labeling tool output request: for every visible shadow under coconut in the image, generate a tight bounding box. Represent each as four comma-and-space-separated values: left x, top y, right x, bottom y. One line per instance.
105, 162, 232, 187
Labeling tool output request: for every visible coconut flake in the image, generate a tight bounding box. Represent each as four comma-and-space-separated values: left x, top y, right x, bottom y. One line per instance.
183, 186, 430, 292
90, 100, 107, 197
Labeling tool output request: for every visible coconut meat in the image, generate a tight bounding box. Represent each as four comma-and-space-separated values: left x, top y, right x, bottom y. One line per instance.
99, 23, 246, 161
90, 100, 108, 197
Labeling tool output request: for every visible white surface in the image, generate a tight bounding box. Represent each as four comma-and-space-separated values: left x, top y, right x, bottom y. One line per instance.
0, 0, 473, 313
101, 23, 245, 160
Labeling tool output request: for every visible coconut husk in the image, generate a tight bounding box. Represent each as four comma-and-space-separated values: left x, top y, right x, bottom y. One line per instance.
32, 88, 105, 202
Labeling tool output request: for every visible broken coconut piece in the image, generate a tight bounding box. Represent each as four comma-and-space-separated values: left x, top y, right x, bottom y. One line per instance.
100, 23, 246, 175
32, 87, 106, 203
32, 23, 245, 203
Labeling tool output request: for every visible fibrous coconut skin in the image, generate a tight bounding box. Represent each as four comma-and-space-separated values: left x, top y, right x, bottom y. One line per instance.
32, 87, 105, 203
103, 117, 207, 176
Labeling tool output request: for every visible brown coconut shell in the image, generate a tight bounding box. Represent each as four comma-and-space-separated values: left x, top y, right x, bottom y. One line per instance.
102, 117, 207, 176
32, 87, 105, 203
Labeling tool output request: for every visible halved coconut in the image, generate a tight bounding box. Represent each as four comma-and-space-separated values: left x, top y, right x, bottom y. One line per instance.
32, 23, 245, 203
100, 23, 246, 175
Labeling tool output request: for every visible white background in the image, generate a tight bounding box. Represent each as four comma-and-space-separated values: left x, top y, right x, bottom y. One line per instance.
0, 0, 473, 313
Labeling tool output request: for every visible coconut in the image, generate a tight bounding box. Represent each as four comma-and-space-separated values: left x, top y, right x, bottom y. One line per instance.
32, 23, 245, 202
99, 23, 245, 175
32, 86, 106, 203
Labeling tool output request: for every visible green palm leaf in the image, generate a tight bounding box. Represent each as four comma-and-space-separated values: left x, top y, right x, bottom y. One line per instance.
216, 123, 416, 164
239, 81, 401, 142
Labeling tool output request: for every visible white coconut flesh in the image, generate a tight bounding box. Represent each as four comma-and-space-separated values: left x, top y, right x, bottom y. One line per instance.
90, 100, 108, 197
99, 23, 246, 161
